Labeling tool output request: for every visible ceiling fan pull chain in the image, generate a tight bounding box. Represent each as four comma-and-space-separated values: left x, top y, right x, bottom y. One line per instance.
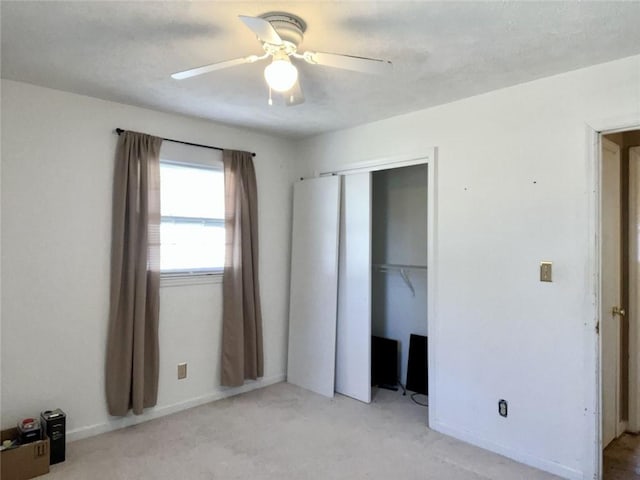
268, 87, 273, 106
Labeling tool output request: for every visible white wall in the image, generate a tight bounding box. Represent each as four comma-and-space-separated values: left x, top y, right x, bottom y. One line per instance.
371, 165, 428, 384
295, 55, 640, 479
0, 80, 296, 440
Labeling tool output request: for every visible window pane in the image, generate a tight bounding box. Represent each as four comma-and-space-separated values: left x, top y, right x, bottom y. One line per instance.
160, 222, 225, 271
160, 163, 224, 219
160, 161, 225, 274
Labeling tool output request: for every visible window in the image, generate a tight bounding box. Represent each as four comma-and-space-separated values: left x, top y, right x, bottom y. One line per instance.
160, 161, 224, 275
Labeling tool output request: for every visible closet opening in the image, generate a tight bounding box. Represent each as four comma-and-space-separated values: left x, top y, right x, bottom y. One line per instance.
370, 164, 429, 411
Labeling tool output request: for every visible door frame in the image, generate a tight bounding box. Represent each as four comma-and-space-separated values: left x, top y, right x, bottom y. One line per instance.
588, 114, 640, 480
319, 149, 437, 423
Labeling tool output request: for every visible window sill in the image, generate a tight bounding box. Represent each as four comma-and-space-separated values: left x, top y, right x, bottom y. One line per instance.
160, 272, 223, 288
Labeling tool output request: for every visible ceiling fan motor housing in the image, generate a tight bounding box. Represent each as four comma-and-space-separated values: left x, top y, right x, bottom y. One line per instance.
260, 12, 306, 49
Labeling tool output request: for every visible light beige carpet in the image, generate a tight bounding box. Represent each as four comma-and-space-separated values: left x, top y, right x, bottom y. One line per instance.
46, 383, 560, 479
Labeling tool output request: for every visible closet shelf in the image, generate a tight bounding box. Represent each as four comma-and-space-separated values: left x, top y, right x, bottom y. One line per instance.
372, 264, 427, 297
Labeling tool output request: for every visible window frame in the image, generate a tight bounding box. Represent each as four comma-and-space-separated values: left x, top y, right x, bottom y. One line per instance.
159, 159, 225, 280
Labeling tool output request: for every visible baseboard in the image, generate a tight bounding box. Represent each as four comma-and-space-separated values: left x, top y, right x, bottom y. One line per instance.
431, 419, 583, 480
67, 374, 285, 442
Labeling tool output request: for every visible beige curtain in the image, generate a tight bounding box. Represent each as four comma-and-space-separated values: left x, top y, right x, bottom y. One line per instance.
106, 130, 162, 416
221, 150, 264, 386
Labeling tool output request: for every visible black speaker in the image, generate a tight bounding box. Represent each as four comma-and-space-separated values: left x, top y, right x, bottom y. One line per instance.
406, 334, 428, 395
41, 409, 66, 465
371, 336, 398, 388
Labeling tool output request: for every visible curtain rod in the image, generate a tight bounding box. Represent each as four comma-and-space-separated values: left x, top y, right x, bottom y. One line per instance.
114, 128, 256, 157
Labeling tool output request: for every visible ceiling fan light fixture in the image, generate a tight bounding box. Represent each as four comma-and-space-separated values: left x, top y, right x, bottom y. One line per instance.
171, 13, 393, 108
264, 54, 298, 92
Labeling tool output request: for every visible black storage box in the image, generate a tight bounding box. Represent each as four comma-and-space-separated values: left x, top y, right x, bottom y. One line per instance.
40, 409, 65, 465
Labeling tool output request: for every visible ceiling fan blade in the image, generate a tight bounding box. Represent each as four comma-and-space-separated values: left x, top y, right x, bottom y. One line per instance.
303, 51, 392, 75
285, 79, 305, 106
171, 55, 260, 80
239, 15, 283, 45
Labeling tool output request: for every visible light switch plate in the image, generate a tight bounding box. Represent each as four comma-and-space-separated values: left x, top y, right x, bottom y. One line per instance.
177, 362, 187, 379
540, 262, 552, 282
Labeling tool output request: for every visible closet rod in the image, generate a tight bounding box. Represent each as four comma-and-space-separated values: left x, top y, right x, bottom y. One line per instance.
373, 263, 427, 271
114, 128, 256, 157
373, 264, 426, 297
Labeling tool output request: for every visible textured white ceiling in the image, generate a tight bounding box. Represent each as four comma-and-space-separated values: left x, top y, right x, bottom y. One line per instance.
2, 1, 640, 138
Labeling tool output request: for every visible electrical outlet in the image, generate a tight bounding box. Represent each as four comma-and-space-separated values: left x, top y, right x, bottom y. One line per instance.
498, 399, 508, 417
177, 363, 187, 380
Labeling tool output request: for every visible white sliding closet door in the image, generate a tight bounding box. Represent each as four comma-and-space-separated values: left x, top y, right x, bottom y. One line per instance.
287, 176, 341, 398
335, 172, 372, 403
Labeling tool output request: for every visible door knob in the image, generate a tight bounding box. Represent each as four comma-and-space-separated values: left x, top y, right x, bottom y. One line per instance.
612, 306, 626, 316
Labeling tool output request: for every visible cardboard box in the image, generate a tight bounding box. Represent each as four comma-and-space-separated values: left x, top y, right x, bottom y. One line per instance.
1, 428, 49, 480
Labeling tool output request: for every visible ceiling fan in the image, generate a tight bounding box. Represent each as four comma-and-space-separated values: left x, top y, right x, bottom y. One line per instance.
171, 12, 393, 106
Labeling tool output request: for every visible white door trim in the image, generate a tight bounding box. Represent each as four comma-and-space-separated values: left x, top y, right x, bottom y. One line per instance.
587, 125, 602, 480
319, 150, 435, 177
588, 115, 640, 480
